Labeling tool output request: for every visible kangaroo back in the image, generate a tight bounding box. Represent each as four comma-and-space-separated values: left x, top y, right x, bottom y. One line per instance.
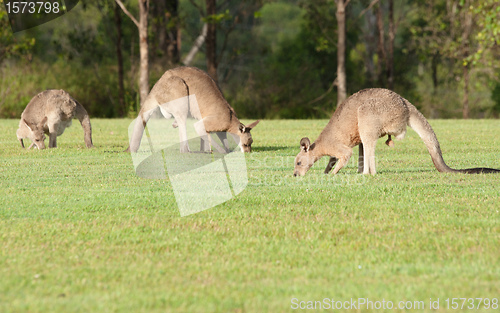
407, 100, 499, 174
166, 66, 237, 126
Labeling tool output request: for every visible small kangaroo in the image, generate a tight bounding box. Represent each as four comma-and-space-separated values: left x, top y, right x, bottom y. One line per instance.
129, 66, 259, 153
16, 89, 94, 149
294, 88, 499, 176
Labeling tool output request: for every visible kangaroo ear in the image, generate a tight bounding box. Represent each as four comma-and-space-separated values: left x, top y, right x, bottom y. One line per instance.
239, 124, 246, 133
23, 119, 32, 131
300, 137, 311, 152
245, 120, 260, 130
40, 116, 48, 126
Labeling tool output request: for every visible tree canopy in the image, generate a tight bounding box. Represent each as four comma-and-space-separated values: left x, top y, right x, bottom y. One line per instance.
1, 0, 499, 118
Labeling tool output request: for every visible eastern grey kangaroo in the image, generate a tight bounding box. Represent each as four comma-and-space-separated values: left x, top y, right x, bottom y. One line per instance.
129, 66, 259, 153
16, 89, 93, 149
294, 88, 499, 176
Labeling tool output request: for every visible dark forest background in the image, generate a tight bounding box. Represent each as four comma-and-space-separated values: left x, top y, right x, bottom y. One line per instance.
1, 0, 500, 119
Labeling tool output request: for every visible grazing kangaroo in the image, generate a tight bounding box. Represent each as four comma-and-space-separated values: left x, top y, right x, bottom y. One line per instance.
16, 89, 94, 149
129, 66, 259, 153
294, 88, 499, 176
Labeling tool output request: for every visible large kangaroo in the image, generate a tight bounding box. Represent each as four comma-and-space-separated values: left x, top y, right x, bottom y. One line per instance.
294, 88, 499, 176
16, 89, 93, 149
129, 66, 259, 153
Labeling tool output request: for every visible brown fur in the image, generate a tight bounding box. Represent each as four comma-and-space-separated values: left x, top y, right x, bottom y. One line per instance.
16, 89, 93, 149
294, 88, 499, 176
129, 66, 259, 153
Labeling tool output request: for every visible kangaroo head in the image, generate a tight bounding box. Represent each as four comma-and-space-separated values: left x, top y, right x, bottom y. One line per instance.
294, 137, 316, 177
23, 117, 47, 149
237, 120, 259, 152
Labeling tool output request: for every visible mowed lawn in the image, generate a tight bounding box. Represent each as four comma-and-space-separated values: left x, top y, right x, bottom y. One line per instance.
0, 118, 499, 313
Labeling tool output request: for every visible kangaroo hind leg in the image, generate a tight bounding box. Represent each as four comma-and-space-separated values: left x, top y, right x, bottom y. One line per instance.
360, 138, 377, 175
357, 112, 380, 175
358, 126, 378, 175
48, 122, 59, 148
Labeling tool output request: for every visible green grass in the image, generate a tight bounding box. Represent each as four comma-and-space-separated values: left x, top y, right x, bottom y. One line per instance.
0, 118, 499, 313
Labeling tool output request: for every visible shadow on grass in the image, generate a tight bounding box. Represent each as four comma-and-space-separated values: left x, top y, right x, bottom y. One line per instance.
252, 146, 290, 152
376, 168, 435, 174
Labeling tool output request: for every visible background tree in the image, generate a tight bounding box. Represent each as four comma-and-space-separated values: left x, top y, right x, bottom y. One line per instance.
113, 2, 126, 116
375, 0, 395, 89
335, 0, 349, 104
150, 0, 180, 66
115, 0, 150, 105
0, 0, 35, 63
1, 0, 499, 119
186, 0, 241, 81
205, 0, 217, 80
410, 0, 500, 119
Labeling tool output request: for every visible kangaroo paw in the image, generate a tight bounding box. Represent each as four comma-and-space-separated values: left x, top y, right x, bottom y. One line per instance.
385, 136, 394, 148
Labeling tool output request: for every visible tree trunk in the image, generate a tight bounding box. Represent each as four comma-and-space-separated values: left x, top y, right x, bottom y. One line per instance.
431, 54, 439, 91
387, 0, 394, 90
115, 0, 150, 107
138, 0, 149, 105
461, 0, 472, 119
430, 53, 439, 118
205, 0, 218, 82
151, 0, 179, 65
153, 1, 167, 56
183, 24, 208, 66
336, 0, 347, 105
376, 2, 387, 86
114, 2, 126, 117
166, 0, 180, 64
363, 11, 377, 86
462, 64, 469, 119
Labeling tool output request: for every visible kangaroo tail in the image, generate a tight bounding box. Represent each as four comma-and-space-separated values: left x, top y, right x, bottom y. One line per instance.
406, 100, 499, 174
74, 100, 94, 148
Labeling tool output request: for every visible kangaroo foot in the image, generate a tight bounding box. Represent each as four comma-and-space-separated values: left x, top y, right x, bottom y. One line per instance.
385, 135, 394, 148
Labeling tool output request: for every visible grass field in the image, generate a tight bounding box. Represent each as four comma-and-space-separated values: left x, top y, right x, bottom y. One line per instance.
0, 118, 499, 312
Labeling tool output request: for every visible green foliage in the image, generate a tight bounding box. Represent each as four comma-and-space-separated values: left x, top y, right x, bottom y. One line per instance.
0, 2, 139, 118
1, 0, 499, 119
226, 0, 367, 119
203, 9, 232, 24
470, 0, 500, 66
232, 25, 338, 119
491, 78, 500, 114
1, 119, 500, 312
0, 0, 35, 61
0, 59, 135, 118
252, 2, 304, 53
